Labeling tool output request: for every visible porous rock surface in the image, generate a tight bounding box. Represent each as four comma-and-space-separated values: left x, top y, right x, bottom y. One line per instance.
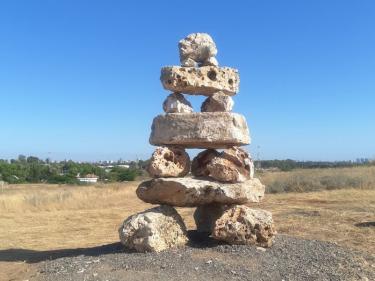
162, 93, 193, 113
136, 177, 265, 207
149, 112, 250, 149
160, 66, 239, 96
207, 157, 249, 183
201, 92, 234, 112
118, 205, 188, 252
179, 33, 218, 67
191, 149, 220, 177
212, 205, 275, 247
192, 147, 254, 182
147, 147, 190, 178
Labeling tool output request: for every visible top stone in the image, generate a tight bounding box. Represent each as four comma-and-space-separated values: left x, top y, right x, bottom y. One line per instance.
179, 33, 218, 67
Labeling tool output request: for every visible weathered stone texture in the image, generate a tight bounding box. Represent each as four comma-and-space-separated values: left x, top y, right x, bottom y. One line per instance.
149, 112, 250, 149
118, 205, 188, 252
212, 205, 276, 247
207, 157, 249, 183
162, 93, 193, 113
136, 177, 265, 207
160, 66, 239, 96
191, 147, 254, 183
201, 92, 234, 112
191, 149, 220, 177
179, 33, 218, 67
147, 147, 190, 178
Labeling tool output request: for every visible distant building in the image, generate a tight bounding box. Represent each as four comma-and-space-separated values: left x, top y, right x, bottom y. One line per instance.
77, 173, 98, 183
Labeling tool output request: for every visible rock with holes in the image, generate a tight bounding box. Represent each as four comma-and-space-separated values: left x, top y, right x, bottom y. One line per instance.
194, 204, 227, 233
118, 205, 188, 252
136, 177, 265, 207
179, 33, 218, 67
201, 91, 234, 112
207, 147, 254, 182
212, 205, 275, 247
149, 112, 250, 149
160, 66, 239, 96
207, 157, 249, 183
147, 147, 190, 178
162, 93, 193, 113
191, 147, 254, 182
221, 147, 254, 179
191, 149, 220, 177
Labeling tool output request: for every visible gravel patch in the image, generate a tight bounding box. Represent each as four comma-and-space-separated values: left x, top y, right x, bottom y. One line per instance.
35, 234, 374, 281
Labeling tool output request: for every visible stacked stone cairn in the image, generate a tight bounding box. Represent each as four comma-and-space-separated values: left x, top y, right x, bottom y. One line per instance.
119, 33, 276, 252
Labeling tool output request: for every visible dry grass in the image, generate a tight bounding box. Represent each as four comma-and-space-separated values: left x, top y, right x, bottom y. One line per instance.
0, 180, 374, 254
259, 166, 375, 193
0, 176, 374, 280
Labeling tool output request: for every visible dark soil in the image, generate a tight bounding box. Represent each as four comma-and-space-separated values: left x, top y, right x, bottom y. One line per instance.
21, 233, 375, 281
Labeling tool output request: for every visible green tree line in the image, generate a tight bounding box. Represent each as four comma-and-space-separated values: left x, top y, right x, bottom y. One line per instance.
0, 155, 145, 184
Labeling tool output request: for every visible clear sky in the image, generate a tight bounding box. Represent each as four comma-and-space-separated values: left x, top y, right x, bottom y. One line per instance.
0, 0, 374, 161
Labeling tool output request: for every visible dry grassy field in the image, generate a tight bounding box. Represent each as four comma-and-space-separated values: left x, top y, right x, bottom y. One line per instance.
0, 167, 374, 280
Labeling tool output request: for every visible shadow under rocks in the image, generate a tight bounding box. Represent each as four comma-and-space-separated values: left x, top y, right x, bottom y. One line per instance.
0, 242, 124, 263
0, 231, 223, 263
355, 221, 375, 227
187, 230, 224, 248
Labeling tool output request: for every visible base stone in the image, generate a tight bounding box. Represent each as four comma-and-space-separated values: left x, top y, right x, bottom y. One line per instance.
149, 112, 250, 149
118, 205, 188, 252
212, 205, 276, 247
136, 177, 265, 207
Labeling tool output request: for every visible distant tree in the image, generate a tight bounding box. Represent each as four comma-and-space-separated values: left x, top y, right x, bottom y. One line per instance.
27, 156, 40, 164
18, 155, 26, 163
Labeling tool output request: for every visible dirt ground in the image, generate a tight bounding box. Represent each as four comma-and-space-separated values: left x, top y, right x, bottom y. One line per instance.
0, 182, 374, 280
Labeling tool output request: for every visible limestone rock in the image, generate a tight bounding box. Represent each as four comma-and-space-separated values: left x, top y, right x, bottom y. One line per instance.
191, 147, 254, 183
221, 147, 252, 170
149, 112, 250, 149
212, 205, 275, 247
118, 205, 188, 252
136, 177, 265, 207
203, 56, 219, 67
147, 147, 190, 178
201, 92, 234, 112
162, 93, 193, 113
191, 149, 220, 177
179, 33, 218, 67
160, 66, 239, 96
194, 204, 227, 233
207, 157, 249, 183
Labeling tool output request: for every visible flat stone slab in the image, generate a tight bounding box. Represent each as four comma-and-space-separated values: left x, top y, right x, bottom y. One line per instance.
160, 66, 239, 96
136, 177, 265, 207
149, 112, 250, 149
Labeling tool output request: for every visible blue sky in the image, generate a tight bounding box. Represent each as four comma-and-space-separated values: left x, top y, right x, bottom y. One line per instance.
0, 0, 374, 161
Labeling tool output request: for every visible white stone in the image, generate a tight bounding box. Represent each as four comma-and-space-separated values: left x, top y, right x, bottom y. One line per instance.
136, 177, 265, 207
191, 147, 254, 183
179, 33, 218, 67
160, 66, 239, 96
118, 205, 188, 252
147, 147, 190, 178
212, 205, 275, 247
162, 93, 193, 113
149, 112, 250, 149
203, 56, 219, 66
201, 92, 234, 112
